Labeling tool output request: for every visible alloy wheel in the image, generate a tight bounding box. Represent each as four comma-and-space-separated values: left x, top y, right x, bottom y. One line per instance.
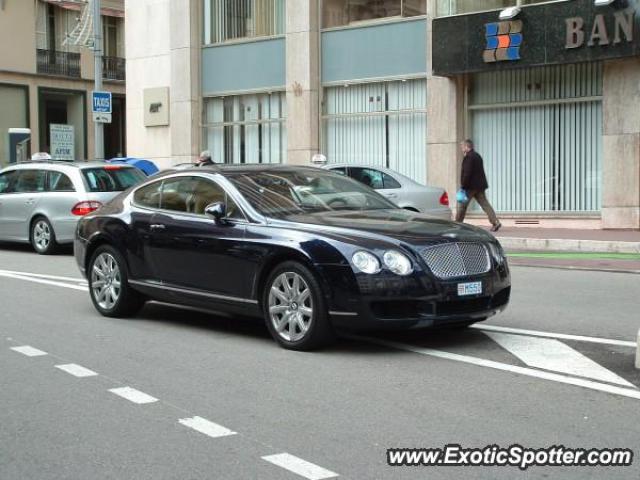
33, 220, 51, 251
91, 252, 122, 310
268, 272, 314, 342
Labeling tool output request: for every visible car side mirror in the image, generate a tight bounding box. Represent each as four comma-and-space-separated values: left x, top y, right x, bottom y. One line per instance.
204, 202, 226, 223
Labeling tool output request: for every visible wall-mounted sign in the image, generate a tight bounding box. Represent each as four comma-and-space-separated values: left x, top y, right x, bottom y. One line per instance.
50, 124, 75, 161
565, 9, 634, 49
483, 20, 523, 63
143, 87, 170, 127
433, 0, 640, 76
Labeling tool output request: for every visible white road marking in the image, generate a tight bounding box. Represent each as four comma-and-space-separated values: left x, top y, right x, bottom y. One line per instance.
351, 336, 640, 401
262, 453, 339, 480
10, 345, 47, 357
0, 270, 87, 292
178, 416, 236, 439
0, 269, 84, 283
473, 324, 637, 348
55, 363, 98, 378
108, 387, 158, 404
486, 332, 634, 387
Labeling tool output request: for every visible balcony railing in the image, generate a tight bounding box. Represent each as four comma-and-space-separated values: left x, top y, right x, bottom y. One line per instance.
103, 56, 126, 81
36, 49, 81, 78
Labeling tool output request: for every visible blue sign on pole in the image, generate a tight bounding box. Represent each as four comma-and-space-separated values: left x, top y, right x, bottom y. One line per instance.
92, 91, 112, 114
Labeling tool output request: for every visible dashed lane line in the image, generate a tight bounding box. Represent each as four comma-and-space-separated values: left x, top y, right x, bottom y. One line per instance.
348, 335, 640, 401
472, 324, 637, 348
55, 363, 99, 378
7, 339, 341, 478
262, 453, 339, 480
10, 345, 48, 357
108, 386, 159, 405
178, 416, 237, 439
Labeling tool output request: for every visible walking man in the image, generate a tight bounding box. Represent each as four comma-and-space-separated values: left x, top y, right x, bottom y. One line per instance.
456, 139, 502, 232
196, 150, 215, 166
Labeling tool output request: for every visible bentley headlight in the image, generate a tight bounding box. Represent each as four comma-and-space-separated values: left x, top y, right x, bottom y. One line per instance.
352, 251, 381, 274
488, 242, 506, 264
383, 250, 413, 276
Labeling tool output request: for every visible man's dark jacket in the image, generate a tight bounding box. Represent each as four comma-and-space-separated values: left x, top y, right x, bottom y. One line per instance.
461, 150, 489, 191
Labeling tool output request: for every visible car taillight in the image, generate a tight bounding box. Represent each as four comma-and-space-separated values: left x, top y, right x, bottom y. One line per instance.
439, 192, 449, 206
72, 201, 103, 216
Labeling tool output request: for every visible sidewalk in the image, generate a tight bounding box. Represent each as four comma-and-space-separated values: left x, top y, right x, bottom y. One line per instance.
494, 227, 640, 254
487, 227, 640, 273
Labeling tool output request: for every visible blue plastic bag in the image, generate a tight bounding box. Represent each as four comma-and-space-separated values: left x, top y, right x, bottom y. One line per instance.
456, 189, 469, 204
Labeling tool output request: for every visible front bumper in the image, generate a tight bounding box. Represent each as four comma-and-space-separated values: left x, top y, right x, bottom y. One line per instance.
320, 262, 510, 331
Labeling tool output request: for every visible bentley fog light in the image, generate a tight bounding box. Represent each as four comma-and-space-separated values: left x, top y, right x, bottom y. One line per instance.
352, 251, 381, 274
383, 250, 413, 276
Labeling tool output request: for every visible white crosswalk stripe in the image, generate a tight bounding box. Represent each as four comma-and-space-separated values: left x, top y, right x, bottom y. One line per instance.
11, 345, 48, 357
486, 332, 635, 387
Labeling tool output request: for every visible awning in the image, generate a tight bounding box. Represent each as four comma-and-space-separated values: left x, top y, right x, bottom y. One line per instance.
41, 0, 124, 18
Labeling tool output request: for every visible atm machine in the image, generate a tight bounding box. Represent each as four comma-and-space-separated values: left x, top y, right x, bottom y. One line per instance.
7, 128, 31, 164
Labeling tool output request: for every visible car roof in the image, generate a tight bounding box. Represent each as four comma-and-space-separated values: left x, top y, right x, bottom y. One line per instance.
167, 164, 322, 176
324, 163, 417, 185
2, 161, 138, 171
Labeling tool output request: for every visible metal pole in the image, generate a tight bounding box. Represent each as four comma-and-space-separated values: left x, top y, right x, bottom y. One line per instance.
93, 0, 104, 160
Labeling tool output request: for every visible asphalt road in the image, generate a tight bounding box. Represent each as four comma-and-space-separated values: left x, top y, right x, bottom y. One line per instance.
1, 244, 639, 480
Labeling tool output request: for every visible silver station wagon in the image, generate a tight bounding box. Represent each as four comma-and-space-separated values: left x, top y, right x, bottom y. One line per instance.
0, 161, 145, 254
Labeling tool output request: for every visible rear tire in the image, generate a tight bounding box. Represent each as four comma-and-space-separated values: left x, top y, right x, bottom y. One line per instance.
263, 261, 334, 351
88, 245, 145, 317
31, 217, 58, 255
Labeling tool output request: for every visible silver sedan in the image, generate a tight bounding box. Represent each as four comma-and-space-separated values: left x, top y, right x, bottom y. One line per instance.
322, 164, 452, 220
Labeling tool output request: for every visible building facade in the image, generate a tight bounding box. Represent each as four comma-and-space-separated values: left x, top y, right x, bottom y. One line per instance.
126, 0, 640, 229
0, 0, 126, 167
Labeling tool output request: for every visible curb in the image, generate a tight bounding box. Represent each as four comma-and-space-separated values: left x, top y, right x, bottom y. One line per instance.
497, 237, 640, 254
507, 262, 640, 275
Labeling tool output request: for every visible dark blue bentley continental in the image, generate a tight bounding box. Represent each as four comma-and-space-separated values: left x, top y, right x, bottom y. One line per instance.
74, 165, 510, 350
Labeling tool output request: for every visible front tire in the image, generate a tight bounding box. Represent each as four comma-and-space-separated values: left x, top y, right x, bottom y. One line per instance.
88, 245, 145, 317
263, 261, 334, 351
31, 217, 58, 255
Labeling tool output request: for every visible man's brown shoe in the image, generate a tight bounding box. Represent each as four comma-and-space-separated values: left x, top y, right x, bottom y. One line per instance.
490, 222, 502, 232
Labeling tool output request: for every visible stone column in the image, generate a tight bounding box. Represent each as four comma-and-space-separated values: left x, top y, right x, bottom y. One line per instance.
602, 58, 640, 229
169, 0, 201, 165
426, 2, 464, 211
285, 0, 320, 165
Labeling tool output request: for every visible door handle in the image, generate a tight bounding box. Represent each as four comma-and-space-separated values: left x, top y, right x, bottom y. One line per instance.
25, 198, 35, 205
150, 224, 166, 230
385, 193, 397, 198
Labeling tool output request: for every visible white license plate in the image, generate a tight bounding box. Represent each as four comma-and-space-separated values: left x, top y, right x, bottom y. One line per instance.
457, 281, 482, 296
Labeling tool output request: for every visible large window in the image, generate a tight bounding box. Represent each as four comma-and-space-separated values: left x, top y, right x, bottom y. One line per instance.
323, 0, 426, 28
203, 93, 287, 164
436, 0, 562, 16
203, 0, 285, 44
469, 64, 603, 213
323, 79, 427, 183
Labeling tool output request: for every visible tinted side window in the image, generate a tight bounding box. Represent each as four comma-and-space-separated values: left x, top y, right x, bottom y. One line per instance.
14, 170, 47, 193
382, 173, 401, 189
350, 168, 384, 190
48, 171, 76, 192
0, 171, 17, 194
159, 176, 243, 218
133, 181, 163, 209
